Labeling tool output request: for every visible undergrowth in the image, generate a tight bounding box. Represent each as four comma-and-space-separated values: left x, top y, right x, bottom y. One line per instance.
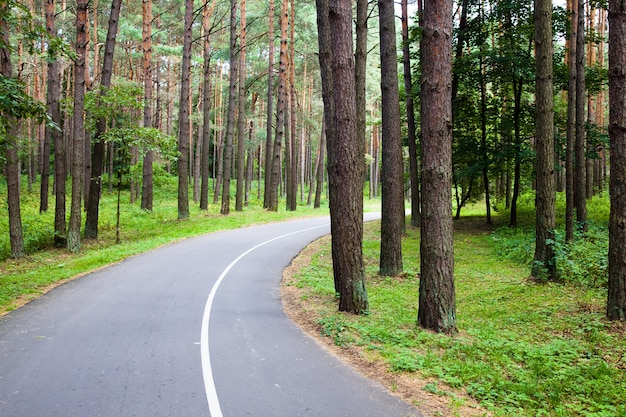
292, 194, 625, 417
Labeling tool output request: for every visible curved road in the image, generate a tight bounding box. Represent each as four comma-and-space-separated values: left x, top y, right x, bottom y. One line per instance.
0, 216, 422, 417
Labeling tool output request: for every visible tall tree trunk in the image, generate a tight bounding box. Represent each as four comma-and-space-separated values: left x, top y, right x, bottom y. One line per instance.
313, 120, 325, 208
221, 0, 238, 215
418, 0, 456, 333
402, 0, 420, 227
263, 0, 275, 209
566, 0, 577, 241
236, 0, 247, 212
40, 0, 57, 214
84, 0, 122, 239
47, 0, 66, 246
287, 0, 298, 211
378, 0, 404, 276
178, 0, 193, 219
574, 0, 587, 232
200, 0, 216, 211
608, 0, 626, 321
268, 0, 288, 212
319, 0, 369, 314
68, 0, 89, 253
532, 0, 557, 281
1, 7, 24, 258
141, 0, 154, 211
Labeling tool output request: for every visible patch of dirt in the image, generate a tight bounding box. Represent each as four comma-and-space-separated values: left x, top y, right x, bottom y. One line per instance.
281, 236, 490, 417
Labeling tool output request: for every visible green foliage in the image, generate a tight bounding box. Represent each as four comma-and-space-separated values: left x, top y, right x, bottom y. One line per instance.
292, 207, 624, 417
0, 76, 49, 125
493, 192, 610, 288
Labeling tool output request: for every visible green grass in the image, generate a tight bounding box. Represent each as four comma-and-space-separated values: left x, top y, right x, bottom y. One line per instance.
291, 199, 625, 417
0, 176, 331, 313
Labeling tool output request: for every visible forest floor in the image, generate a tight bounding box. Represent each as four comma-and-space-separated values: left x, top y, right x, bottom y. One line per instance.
281, 234, 489, 417
281, 215, 626, 417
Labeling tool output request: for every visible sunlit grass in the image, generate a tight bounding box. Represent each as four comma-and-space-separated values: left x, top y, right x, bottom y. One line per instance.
0, 177, 329, 313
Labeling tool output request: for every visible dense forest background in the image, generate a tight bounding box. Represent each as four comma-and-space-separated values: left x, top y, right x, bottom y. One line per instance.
1, 0, 625, 324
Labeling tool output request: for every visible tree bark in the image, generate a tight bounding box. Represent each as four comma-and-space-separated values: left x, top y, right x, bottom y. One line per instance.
68, 0, 89, 253
531, 0, 557, 281
418, 0, 456, 333
378, 0, 404, 276
263, 0, 275, 209
268, 0, 288, 212
402, 0, 420, 227
200, 0, 215, 211
323, 0, 369, 314
574, 0, 587, 232
608, 0, 626, 321
84, 0, 122, 239
221, 0, 238, 215
141, 0, 154, 211
47, 0, 66, 246
1, 7, 24, 258
565, 0, 577, 241
178, 0, 193, 219
235, 0, 247, 212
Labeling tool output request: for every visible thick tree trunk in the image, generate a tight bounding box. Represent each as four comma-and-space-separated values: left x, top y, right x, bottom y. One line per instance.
608, 0, 626, 321
402, 0, 420, 227
574, 0, 587, 232
48, 0, 66, 246
84, 0, 122, 239
268, 0, 289, 212
68, 0, 89, 253
263, 0, 275, 209
378, 0, 404, 276
221, 0, 238, 215
140, 0, 154, 212
1, 11, 24, 258
324, 0, 369, 314
287, 0, 298, 211
565, 0, 577, 241
418, 0, 456, 333
200, 0, 215, 211
178, 0, 193, 219
531, 0, 557, 281
235, 0, 247, 212
44, 0, 61, 218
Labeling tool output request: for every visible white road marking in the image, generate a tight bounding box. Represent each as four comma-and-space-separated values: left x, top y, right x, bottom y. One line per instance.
200, 224, 328, 417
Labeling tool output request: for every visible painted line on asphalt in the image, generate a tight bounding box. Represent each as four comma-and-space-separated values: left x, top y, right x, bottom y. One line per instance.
200, 223, 329, 417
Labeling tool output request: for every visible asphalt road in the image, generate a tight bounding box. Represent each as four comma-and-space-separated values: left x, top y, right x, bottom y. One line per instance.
0, 216, 422, 417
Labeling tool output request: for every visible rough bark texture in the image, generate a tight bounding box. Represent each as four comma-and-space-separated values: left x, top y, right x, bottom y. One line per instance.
418, 0, 456, 333
200, 1, 215, 211
85, 0, 122, 238
1, 7, 24, 258
378, 0, 404, 276
236, 0, 247, 212
46, 0, 66, 246
141, 0, 154, 211
531, 0, 557, 281
325, 0, 368, 314
574, 0, 587, 231
315, 0, 334, 218
565, 0, 577, 241
263, 0, 275, 209
608, 0, 626, 321
178, 0, 193, 219
402, 0, 420, 227
268, 0, 288, 212
68, 0, 88, 253
221, 0, 239, 215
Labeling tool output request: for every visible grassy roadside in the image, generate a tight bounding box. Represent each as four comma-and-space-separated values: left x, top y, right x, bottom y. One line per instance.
0, 182, 331, 315
282, 210, 626, 417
